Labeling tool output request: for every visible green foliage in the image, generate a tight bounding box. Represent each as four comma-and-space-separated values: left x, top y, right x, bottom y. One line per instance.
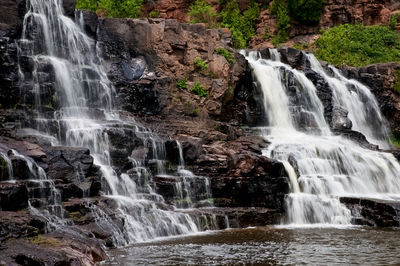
76, 0, 97, 11
293, 41, 310, 50
287, 0, 325, 25
270, 0, 290, 45
149, 9, 160, 18
220, 0, 260, 48
75, 0, 144, 18
394, 70, 400, 95
191, 82, 209, 97
391, 136, 400, 148
176, 78, 188, 90
315, 24, 400, 67
215, 47, 235, 63
188, 0, 218, 27
389, 14, 399, 31
194, 57, 209, 72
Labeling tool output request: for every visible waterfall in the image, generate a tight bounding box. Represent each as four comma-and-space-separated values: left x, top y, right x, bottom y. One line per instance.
18, 0, 201, 244
173, 141, 214, 210
305, 54, 391, 149
244, 50, 400, 226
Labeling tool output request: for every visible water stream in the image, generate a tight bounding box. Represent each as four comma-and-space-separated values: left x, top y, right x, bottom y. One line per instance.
17, 0, 202, 245
244, 50, 400, 226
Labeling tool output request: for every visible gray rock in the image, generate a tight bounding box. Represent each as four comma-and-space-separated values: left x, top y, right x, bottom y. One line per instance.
331, 105, 352, 130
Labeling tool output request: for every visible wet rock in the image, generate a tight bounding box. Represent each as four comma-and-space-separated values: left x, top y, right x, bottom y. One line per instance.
182, 207, 282, 229
331, 106, 352, 130
153, 175, 178, 203
333, 129, 378, 150
0, 0, 25, 35
62, 0, 76, 18
193, 136, 289, 210
9, 155, 37, 180
46, 146, 94, 182
0, 230, 107, 266
0, 211, 46, 242
122, 57, 147, 80
79, 10, 98, 38
341, 197, 400, 227
278, 47, 307, 70
0, 182, 28, 211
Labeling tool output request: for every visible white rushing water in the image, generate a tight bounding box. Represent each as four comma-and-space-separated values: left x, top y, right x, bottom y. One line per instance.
244, 50, 400, 226
18, 0, 201, 244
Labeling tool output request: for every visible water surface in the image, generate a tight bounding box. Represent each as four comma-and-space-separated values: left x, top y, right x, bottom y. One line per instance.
103, 227, 400, 265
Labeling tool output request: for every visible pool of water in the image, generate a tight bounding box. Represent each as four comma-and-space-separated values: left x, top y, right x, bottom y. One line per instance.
102, 226, 400, 265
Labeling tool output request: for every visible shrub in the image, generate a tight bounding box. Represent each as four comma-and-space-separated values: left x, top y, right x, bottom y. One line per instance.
287, 0, 325, 25
191, 82, 209, 97
149, 9, 160, 18
315, 24, 400, 67
194, 57, 209, 72
76, 0, 144, 18
76, 0, 97, 11
176, 78, 188, 90
270, 0, 290, 45
215, 48, 235, 64
220, 0, 260, 48
188, 0, 218, 27
389, 14, 399, 31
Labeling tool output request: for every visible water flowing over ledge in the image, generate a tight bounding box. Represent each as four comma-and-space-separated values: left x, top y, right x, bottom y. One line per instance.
243, 49, 400, 227
14, 0, 223, 245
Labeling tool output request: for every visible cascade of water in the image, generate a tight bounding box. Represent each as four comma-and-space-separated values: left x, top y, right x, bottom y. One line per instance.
174, 141, 214, 210
244, 50, 400, 226
305, 54, 391, 149
0, 151, 14, 181
18, 0, 201, 244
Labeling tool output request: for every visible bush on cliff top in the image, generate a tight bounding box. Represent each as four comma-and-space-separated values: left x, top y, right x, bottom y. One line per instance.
287, 0, 325, 25
76, 0, 144, 18
315, 24, 400, 67
220, 0, 260, 48
188, 0, 218, 27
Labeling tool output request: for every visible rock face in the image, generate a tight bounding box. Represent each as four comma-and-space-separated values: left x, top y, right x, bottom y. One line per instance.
96, 17, 262, 125
0, 0, 25, 35
341, 197, 400, 227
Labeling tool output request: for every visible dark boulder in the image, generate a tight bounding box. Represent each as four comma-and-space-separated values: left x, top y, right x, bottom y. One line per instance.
62, 0, 76, 18
46, 146, 94, 182
0, 182, 28, 211
330, 106, 352, 130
